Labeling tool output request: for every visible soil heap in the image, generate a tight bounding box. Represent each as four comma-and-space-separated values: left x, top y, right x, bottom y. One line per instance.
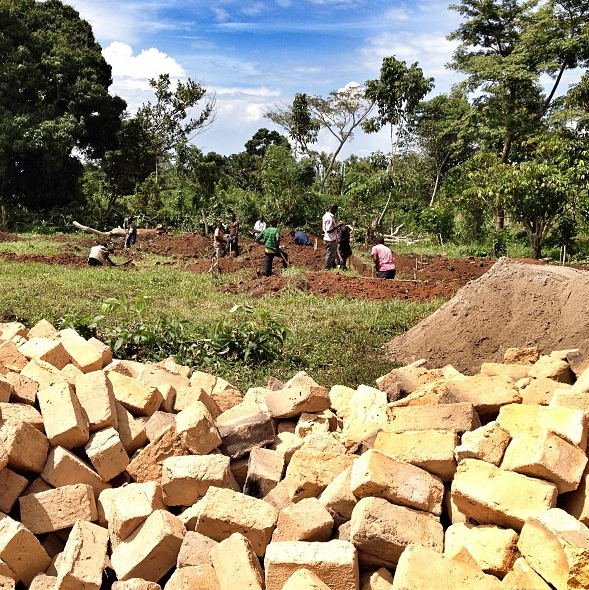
386, 257, 589, 374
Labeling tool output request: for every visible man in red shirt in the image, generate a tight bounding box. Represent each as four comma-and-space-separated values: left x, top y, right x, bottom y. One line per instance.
371, 235, 396, 279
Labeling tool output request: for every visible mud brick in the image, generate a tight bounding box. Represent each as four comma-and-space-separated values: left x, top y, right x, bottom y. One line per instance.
173, 386, 221, 418
189, 370, 217, 395
374, 429, 458, 482
0, 468, 28, 512
85, 427, 130, 482
115, 402, 148, 455
518, 508, 589, 590
319, 466, 357, 526
0, 418, 49, 472
56, 329, 104, 373
161, 454, 239, 507
0, 323, 28, 342
176, 531, 218, 568
0, 514, 51, 586
451, 458, 558, 531
20, 358, 67, 391
157, 356, 192, 378
243, 447, 284, 499
229, 456, 248, 489
529, 355, 575, 383
175, 401, 222, 455
104, 359, 144, 378
243, 386, 271, 411
108, 487, 156, 548
344, 385, 389, 436
360, 568, 393, 590
266, 384, 331, 419
350, 449, 444, 515
386, 402, 481, 435
145, 411, 175, 443
521, 376, 568, 405
215, 402, 275, 459
37, 381, 89, 448
60, 363, 82, 387
282, 569, 331, 590
501, 557, 552, 590
282, 370, 321, 389
272, 498, 334, 542
501, 431, 588, 494
328, 384, 356, 419
393, 544, 502, 590
560, 462, 589, 526
284, 441, 356, 501
111, 580, 162, 590
0, 342, 28, 375
376, 360, 440, 397
349, 497, 443, 568
0, 376, 11, 402
210, 533, 263, 590
263, 478, 294, 511
4, 372, 37, 405
126, 423, 188, 484
75, 370, 118, 432
98, 481, 165, 528
268, 432, 303, 464
178, 503, 202, 530
41, 445, 111, 497
480, 362, 531, 381
0, 402, 44, 430
445, 374, 521, 420
195, 486, 278, 556
165, 564, 219, 590
455, 421, 510, 466
550, 388, 589, 418
28, 319, 57, 340
264, 540, 359, 590
139, 362, 190, 393
55, 520, 108, 590
18, 338, 70, 370
497, 403, 587, 449
29, 574, 58, 590
110, 510, 185, 582
107, 371, 163, 416
19, 483, 97, 534
445, 522, 519, 578
21, 476, 52, 497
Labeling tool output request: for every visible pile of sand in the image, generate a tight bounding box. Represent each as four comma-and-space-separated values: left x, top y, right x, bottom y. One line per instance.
385, 258, 589, 374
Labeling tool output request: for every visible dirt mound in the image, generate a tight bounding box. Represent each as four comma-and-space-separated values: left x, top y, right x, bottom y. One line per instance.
385, 257, 589, 374
0, 231, 20, 242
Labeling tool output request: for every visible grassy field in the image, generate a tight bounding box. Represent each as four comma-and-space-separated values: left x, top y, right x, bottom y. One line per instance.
0, 244, 442, 392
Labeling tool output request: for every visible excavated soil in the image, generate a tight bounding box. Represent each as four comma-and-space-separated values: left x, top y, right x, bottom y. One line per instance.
385, 257, 589, 374
0, 230, 499, 301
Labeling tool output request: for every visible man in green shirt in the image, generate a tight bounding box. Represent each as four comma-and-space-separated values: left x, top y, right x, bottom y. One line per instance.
255, 218, 289, 276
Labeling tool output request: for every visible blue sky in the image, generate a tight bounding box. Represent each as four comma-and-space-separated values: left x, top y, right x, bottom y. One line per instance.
65, 0, 465, 157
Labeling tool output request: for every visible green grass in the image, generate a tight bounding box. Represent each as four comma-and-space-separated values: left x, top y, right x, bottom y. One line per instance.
0, 255, 442, 392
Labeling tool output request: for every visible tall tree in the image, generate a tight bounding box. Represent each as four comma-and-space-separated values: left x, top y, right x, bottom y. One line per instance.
448, 0, 589, 227
364, 56, 434, 169
0, 0, 126, 210
135, 73, 216, 181
411, 91, 474, 205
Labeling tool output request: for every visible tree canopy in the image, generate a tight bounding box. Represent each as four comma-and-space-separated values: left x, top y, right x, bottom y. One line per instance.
0, 0, 126, 209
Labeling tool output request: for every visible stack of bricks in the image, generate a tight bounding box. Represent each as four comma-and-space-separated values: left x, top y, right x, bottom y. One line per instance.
2, 319, 589, 589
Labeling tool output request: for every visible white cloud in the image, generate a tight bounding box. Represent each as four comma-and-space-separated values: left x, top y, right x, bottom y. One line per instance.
384, 7, 410, 22
212, 7, 231, 22
241, 2, 266, 16
214, 86, 281, 98
103, 42, 185, 79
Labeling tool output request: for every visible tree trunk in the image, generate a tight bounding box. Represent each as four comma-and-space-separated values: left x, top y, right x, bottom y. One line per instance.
1, 205, 6, 232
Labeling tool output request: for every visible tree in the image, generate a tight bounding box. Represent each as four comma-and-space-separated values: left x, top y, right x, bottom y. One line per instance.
265, 93, 320, 157
411, 91, 474, 205
0, 0, 126, 210
266, 84, 374, 193
135, 73, 216, 181
448, 0, 589, 228
364, 56, 434, 169
244, 128, 290, 157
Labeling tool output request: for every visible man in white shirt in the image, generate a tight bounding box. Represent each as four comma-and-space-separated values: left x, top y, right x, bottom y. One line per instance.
254, 215, 266, 238
88, 243, 115, 266
322, 203, 342, 270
